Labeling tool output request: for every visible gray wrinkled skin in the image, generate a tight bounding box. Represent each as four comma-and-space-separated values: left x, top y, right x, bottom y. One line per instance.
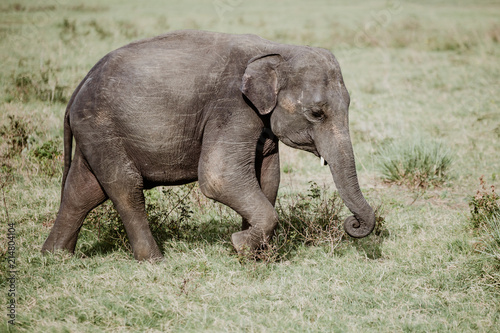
42, 30, 375, 261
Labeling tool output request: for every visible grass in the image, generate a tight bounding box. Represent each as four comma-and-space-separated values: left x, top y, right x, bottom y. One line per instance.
377, 138, 453, 189
1, 0, 500, 331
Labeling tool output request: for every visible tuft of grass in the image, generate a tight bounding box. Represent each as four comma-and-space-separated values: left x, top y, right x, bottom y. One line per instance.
266, 182, 345, 261
29, 139, 63, 178
377, 139, 453, 189
253, 182, 387, 263
0, 115, 35, 158
469, 176, 500, 228
479, 212, 500, 262
468, 177, 500, 288
6, 61, 68, 104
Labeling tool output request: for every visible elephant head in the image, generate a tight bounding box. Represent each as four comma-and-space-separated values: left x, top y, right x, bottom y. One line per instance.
241, 49, 375, 238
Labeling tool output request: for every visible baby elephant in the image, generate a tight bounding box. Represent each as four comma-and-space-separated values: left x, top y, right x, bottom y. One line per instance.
42, 30, 375, 260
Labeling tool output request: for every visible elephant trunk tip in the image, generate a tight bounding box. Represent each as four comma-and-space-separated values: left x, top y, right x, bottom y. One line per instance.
343, 212, 375, 238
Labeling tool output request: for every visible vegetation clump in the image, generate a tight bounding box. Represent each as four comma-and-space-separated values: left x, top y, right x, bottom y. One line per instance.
253, 182, 387, 262
468, 177, 500, 286
6, 61, 68, 104
0, 115, 34, 158
378, 139, 453, 189
469, 176, 500, 228
84, 185, 199, 254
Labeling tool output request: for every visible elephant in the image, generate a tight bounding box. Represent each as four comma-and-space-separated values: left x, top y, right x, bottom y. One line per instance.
42, 30, 375, 261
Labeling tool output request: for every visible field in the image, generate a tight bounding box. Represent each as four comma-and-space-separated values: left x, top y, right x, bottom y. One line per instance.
1, 0, 500, 331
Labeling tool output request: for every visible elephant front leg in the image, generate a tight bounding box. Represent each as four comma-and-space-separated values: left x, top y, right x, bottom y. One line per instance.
241, 138, 280, 231
198, 154, 279, 256
230, 196, 279, 256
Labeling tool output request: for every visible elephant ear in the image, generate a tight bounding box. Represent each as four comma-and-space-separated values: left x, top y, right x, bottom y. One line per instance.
240, 54, 285, 115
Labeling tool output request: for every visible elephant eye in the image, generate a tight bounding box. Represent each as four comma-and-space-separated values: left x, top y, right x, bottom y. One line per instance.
311, 109, 324, 118
306, 108, 325, 122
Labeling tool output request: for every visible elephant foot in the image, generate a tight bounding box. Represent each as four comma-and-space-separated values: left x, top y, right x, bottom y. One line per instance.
131, 242, 164, 262
231, 230, 253, 257
231, 228, 270, 258
41, 235, 77, 256
41, 246, 74, 257
135, 253, 164, 262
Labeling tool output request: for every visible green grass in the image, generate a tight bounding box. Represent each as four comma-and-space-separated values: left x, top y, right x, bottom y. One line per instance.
1, 0, 500, 331
377, 138, 453, 189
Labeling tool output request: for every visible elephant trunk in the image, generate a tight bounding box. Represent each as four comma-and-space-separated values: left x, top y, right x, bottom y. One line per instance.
316, 128, 375, 238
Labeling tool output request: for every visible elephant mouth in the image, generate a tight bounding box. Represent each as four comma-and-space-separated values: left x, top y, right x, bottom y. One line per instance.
280, 136, 318, 155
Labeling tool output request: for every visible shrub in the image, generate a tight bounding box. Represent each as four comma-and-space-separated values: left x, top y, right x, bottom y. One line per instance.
0, 115, 35, 157
469, 177, 500, 287
6, 60, 68, 103
82, 182, 386, 261
84, 184, 199, 254
275, 182, 345, 250
469, 176, 500, 228
378, 139, 453, 189
29, 139, 63, 177
249, 182, 387, 262
84, 201, 128, 252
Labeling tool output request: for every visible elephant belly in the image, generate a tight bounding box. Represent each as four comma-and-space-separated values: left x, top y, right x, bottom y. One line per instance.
127, 140, 201, 188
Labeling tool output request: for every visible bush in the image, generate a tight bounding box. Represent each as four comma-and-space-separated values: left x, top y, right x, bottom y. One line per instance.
29, 139, 63, 177
276, 182, 345, 249
82, 182, 386, 262
378, 139, 453, 189
5, 60, 68, 103
84, 184, 199, 253
0, 115, 35, 158
249, 182, 387, 262
468, 177, 500, 287
469, 176, 500, 228
239, 182, 344, 262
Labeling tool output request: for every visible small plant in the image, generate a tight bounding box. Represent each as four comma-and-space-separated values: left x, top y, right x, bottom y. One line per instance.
145, 185, 198, 244
378, 139, 453, 189
469, 176, 500, 228
252, 182, 345, 262
83, 184, 199, 253
6, 60, 68, 103
0, 115, 35, 157
29, 139, 63, 177
282, 163, 293, 174
84, 201, 128, 252
469, 177, 500, 287
479, 213, 500, 263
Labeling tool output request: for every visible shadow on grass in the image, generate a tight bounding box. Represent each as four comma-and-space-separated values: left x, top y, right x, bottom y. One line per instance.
79, 214, 239, 258
350, 209, 390, 260
77, 184, 389, 262
351, 235, 386, 260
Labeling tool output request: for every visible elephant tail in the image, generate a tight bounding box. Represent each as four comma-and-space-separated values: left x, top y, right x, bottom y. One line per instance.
60, 104, 72, 204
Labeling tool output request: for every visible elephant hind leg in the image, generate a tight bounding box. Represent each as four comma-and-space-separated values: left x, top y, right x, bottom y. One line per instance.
105, 187, 163, 261
42, 149, 107, 255
87, 157, 163, 261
